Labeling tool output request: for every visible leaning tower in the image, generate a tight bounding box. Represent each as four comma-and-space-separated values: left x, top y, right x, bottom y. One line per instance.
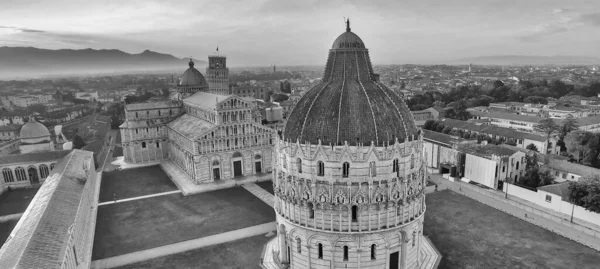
263, 20, 439, 269
206, 55, 229, 95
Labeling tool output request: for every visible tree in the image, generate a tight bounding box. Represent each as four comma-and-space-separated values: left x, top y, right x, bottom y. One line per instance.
435, 123, 445, 132
534, 118, 559, 152
29, 104, 47, 114
564, 130, 599, 164
560, 114, 579, 139
73, 134, 86, 149
423, 120, 435, 130
526, 143, 538, 152
493, 80, 505, 89
518, 153, 554, 188
568, 176, 600, 213
442, 126, 453, 134
161, 88, 170, 97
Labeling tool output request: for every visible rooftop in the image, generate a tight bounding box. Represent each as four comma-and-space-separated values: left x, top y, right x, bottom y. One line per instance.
538, 182, 571, 201
463, 143, 520, 159
423, 129, 471, 146
125, 100, 180, 111
470, 110, 543, 123
167, 114, 215, 140
0, 150, 94, 268
545, 157, 600, 178
441, 118, 546, 142
183, 92, 231, 110
0, 150, 71, 165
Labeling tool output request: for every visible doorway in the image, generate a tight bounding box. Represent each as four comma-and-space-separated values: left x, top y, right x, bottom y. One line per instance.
389, 251, 399, 269
255, 161, 262, 173
28, 167, 39, 185
233, 161, 243, 177
213, 168, 220, 180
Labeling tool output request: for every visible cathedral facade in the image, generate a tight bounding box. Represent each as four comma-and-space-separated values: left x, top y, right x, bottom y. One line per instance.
120, 56, 275, 184
267, 21, 439, 269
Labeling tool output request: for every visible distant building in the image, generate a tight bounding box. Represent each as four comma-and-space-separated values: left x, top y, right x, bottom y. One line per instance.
470, 110, 542, 132
461, 143, 527, 190
423, 130, 476, 177
230, 85, 271, 101
0, 124, 21, 141
411, 107, 442, 126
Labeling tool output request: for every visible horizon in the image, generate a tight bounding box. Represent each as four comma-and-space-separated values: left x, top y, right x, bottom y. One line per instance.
2, 0, 600, 66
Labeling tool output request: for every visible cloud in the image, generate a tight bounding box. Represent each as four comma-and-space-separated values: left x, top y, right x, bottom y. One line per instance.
0, 25, 45, 33
517, 23, 569, 42
576, 12, 600, 26
552, 8, 573, 14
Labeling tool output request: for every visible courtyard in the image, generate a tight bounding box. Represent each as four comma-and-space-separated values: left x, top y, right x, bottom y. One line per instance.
424, 190, 600, 269
0, 220, 18, 245
98, 166, 178, 202
256, 180, 274, 194
92, 186, 275, 260
0, 187, 39, 216
114, 234, 274, 269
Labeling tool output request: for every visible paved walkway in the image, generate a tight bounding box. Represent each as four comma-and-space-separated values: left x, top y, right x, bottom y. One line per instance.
91, 221, 277, 269
427, 173, 600, 251
243, 183, 274, 208
161, 160, 272, 196
97, 190, 181, 206
0, 213, 22, 222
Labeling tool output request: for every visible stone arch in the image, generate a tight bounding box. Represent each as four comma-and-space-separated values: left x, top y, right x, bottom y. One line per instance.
232, 151, 243, 158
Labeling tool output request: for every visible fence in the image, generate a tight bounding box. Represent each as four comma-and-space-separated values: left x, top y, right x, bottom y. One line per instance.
452, 181, 600, 251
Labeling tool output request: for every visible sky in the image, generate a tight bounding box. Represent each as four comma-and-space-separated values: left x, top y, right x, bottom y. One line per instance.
1, 0, 600, 66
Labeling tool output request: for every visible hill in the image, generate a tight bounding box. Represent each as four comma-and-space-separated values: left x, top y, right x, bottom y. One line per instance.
0, 47, 206, 79
449, 55, 600, 66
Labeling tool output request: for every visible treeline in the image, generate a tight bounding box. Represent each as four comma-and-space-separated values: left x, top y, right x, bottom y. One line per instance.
406, 79, 600, 111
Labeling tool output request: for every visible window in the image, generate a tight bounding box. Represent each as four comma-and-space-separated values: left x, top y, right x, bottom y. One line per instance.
352, 205, 358, 222
562, 173, 567, 179
308, 203, 314, 219
342, 162, 350, 178
158, 110, 161, 116
502, 166, 505, 173
410, 154, 415, 169
393, 159, 399, 177
39, 164, 49, 178
156, 142, 160, 148
555, 171, 559, 176
169, 109, 172, 115
142, 142, 147, 148
135, 112, 138, 118
317, 161, 325, 176
516, 162, 519, 170
318, 243, 323, 259
545, 195, 552, 202
296, 238, 301, 253
15, 167, 26, 181
369, 161, 376, 177
135, 129, 139, 134
296, 158, 302, 173
2, 168, 14, 183
371, 244, 376, 260
343, 246, 349, 261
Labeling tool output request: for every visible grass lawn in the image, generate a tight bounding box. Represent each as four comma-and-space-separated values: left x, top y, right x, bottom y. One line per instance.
425, 190, 600, 269
92, 187, 275, 260
112, 146, 123, 157
0, 220, 18, 245
256, 180, 274, 194
115, 234, 273, 269
0, 187, 40, 216
99, 166, 178, 202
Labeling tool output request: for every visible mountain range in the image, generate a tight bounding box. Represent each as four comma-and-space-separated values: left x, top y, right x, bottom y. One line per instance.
0, 47, 206, 79
448, 55, 600, 66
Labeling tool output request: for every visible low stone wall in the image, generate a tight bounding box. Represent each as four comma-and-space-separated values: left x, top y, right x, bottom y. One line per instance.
451, 181, 600, 251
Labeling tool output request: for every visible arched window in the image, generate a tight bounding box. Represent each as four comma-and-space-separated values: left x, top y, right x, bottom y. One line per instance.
318, 243, 323, 259
156, 142, 160, 148
296, 238, 302, 253
343, 246, 349, 261
50, 163, 55, 170
371, 244, 376, 260
15, 167, 26, 181
39, 164, 49, 178
141, 142, 147, 148
352, 205, 358, 222
135, 112, 138, 118
2, 168, 14, 183
296, 158, 302, 173
158, 110, 161, 116
342, 162, 350, 178
369, 161, 376, 177
169, 109, 173, 115
515, 161, 519, 170
307, 202, 315, 218
212, 160, 220, 166
283, 155, 287, 169
410, 154, 415, 169
317, 161, 325, 176
393, 159, 399, 177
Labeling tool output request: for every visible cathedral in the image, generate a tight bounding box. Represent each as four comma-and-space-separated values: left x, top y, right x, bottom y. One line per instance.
264, 20, 439, 269
120, 55, 275, 183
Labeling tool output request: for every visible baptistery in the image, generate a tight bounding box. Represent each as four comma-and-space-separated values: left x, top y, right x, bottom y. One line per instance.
262, 20, 439, 269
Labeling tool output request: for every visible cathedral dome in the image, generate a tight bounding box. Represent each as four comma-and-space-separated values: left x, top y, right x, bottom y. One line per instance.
20, 118, 50, 140
180, 60, 208, 87
283, 22, 418, 146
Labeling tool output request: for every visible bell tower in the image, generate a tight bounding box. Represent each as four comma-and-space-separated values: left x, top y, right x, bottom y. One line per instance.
206, 55, 229, 95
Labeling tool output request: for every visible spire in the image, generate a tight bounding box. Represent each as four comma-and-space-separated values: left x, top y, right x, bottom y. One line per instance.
346, 18, 350, 32
189, 58, 194, 68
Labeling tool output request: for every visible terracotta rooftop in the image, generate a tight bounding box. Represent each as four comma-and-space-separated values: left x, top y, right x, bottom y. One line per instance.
283, 26, 418, 146
0, 149, 94, 268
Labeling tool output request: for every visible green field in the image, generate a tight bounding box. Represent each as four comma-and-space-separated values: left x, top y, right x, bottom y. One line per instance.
98, 166, 178, 202
0, 187, 39, 216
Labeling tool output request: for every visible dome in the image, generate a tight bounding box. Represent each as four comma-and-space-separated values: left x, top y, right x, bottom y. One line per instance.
283, 22, 418, 146
20, 118, 50, 139
180, 60, 208, 87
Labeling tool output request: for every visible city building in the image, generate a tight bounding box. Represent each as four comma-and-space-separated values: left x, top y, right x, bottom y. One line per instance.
573, 115, 600, 133
470, 110, 542, 132
411, 107, 442, 126
542, 154, 600, 182
423, 130, 475, 177
0, 124, 20, 141
0, 150, 98, 268
230, 85, 271, 101
120, 57, 275, 184
263, 20, 439, 269
461, 143, 526, 190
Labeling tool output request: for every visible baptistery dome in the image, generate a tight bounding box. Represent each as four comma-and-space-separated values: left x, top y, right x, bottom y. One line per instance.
20, 118, 50, 140
180, 60, 208, 87
283, 21, 417, 146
